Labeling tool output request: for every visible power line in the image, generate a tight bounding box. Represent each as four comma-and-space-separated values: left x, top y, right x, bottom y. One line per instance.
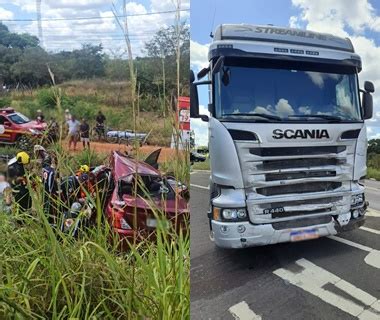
0, 9, 189, 22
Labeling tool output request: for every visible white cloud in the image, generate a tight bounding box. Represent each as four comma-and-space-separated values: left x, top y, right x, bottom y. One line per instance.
190, 40, 209, 71
3, 0, 188, 55
291, 0, 380, 35
299, 106, 312, 115
275, 98, 295, 116
191, 104, 209, 146
290, 0, 380, 133
0, 8, 13, 20
289, 16, 300, 28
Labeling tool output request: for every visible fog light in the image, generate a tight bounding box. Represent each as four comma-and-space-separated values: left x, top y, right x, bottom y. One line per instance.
359, 208, 365, 216
352, 210, 359, 219
220, 225, 229, 233
237, 225, 246, 233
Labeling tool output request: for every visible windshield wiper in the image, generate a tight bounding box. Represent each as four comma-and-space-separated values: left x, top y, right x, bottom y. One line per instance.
288, 114, 342, 122
222, 113, 281, 121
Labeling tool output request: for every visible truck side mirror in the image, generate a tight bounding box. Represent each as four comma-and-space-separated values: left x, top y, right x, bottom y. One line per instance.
362, 92, 373, 120
4, 121, 11, 127
364, 81, 375, 93
190, 69, 210, 122
190, 70, 199, 118
362, 81, 375, 120
197, 67, 210, 80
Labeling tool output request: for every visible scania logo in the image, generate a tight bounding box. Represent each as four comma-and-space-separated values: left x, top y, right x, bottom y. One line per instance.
273, 129, 330, 139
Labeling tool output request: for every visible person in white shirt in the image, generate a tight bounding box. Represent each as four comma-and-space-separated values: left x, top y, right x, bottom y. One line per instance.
64, 109, 72, 122
67, 115, 81, 151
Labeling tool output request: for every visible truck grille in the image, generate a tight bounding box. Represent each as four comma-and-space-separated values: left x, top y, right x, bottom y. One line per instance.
249, 146, 346, 157
257, 182, 342, 196
265, 170, 336, 181
259, 158, 340, 170
235, 139, 354, 224
263, 196, 343, 208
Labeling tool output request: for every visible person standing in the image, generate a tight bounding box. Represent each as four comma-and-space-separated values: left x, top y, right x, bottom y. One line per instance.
80, 118, 90, 150
67, 115, 80, 151
7, 152, 32, 212
64, 109, 72, 122
47, 118, 59, 143
95, 111, 106, 139
42, 155, 58, 224
36, 109, 45, 122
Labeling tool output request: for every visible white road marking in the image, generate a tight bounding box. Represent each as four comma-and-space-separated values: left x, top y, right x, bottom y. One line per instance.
360, 226, 380, 235
274, 258, 380, 319
365, 186, 380, 192
328, 236, 372, 252
190, 184, 209, 190
229, 301, 262, 320
367, 209, 380, 218
328, 236, 380, 269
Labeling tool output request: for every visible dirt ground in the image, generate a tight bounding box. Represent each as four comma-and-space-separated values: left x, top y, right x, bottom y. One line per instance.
65, 141, 181, 163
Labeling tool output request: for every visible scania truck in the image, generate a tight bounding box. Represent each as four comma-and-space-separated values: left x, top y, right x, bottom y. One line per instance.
190, 24, 375, 248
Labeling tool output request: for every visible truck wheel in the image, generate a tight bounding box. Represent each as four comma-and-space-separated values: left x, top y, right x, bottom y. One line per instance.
16, 135, 31, 151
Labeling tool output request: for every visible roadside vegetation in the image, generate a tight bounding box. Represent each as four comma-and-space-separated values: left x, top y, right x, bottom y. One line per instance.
0, 147, 189, 318
192, 158, 210, 171
0, 4, 190, 318
367, 139, 380, 179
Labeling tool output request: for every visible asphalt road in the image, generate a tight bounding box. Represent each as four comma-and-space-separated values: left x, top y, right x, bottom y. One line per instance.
190, 172, 380, 320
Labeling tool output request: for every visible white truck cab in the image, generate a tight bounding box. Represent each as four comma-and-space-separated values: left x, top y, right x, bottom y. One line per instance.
190, 24, 374, 248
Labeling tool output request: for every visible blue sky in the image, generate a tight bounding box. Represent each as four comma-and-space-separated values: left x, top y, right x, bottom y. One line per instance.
190, 0, 380, 146
0, 0, 189, 56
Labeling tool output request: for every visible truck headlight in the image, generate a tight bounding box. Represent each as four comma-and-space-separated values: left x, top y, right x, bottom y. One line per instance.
222, 208, 247, 221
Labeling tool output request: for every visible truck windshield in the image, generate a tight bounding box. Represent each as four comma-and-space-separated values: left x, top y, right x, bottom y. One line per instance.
9, 113, 30, 124
214, 59, 361, 122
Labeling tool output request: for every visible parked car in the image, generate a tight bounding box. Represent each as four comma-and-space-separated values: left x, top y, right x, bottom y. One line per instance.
0, 107, 47, 150
106, 129, 152, 145
105, 150, 189, 245
190, 150, 207, 163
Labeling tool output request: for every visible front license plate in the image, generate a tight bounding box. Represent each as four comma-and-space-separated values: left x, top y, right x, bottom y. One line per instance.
146, 218, 170, 230
290, 229, 319, 242
146, 218, 157, 228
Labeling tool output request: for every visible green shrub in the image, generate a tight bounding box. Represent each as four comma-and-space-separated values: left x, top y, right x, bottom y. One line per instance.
36, 88, 57, 109
72, 149, 107, 169
70, 100, 98, 121
367, 167, 380, 180
0, 96, 11, 108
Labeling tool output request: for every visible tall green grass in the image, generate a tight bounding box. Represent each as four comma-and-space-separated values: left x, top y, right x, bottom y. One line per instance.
0, 145, 190, 319
0, 211, 189, 318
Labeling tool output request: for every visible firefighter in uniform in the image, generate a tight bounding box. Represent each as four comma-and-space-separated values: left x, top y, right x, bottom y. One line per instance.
7, 151, 32, 212
42, 155, 58, 223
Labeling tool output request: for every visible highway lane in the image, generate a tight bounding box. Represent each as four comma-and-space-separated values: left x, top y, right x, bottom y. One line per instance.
190, 172, 380, 320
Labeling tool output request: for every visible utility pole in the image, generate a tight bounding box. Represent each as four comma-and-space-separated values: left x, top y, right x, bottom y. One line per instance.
36, 0, 44, 47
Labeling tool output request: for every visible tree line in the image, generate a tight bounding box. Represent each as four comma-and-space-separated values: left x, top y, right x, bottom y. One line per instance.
0, 22, 189, 96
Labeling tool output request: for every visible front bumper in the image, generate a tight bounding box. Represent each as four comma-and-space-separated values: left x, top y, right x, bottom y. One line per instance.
211, 215, 365, 249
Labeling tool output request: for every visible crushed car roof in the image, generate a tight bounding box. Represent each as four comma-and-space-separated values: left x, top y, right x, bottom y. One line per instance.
111, 151, 160, 180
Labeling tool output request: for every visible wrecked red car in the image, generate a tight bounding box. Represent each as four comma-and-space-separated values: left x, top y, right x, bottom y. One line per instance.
105, 150, 189, 243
